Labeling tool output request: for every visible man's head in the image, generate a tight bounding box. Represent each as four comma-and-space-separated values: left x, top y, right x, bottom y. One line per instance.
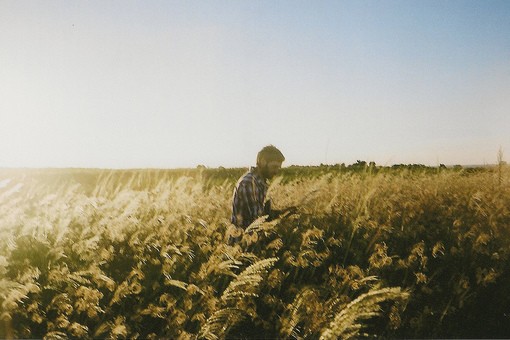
256, 145, 285, 180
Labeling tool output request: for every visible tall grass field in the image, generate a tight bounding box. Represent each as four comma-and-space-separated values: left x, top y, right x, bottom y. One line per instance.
1, 164, 509, 339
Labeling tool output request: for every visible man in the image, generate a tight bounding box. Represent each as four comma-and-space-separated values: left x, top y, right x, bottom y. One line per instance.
230, 145, 294, 244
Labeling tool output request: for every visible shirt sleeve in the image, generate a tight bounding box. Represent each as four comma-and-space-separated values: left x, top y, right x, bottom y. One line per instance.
232, 177, 263, 228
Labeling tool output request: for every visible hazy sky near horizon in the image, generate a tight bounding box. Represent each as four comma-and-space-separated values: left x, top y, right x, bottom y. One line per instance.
1, 0, 509, 168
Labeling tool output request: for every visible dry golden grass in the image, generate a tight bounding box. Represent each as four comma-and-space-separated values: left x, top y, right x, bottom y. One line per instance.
0, 165, 509, 338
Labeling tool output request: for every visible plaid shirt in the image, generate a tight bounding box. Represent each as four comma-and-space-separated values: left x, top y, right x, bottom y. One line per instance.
231, 167, 268, 229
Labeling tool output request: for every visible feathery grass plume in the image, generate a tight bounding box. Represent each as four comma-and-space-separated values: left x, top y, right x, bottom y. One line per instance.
0, 280, 29, 321
320, 287, 409, 340
221, 257, 278, 302
243, 215, 272, 235
198, 307, 246, 340
164, 278, 188, 290
208, 253, 243, 278
198, 258, 278, 339
280, 287, 320, 339
497, 146, 506, 188
43, 331, 68, 340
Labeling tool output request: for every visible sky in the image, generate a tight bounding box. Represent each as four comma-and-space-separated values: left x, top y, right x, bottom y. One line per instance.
1, 0, 509, 168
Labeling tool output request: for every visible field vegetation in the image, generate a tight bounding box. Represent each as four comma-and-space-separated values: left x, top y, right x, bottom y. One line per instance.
0, 163, 509, 338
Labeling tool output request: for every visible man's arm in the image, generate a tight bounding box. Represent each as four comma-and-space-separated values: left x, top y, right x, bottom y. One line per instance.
265, 200, 298, 221
233, 179, 264, 228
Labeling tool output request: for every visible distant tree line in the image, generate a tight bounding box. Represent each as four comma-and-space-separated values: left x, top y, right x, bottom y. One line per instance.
280, 161, 490, 178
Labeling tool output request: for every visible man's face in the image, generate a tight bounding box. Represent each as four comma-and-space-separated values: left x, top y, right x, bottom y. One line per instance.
260, 160, 282, 180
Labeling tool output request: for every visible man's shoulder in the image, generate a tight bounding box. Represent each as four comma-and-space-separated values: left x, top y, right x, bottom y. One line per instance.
237, 168, 264, 186
237, 170, 255, 185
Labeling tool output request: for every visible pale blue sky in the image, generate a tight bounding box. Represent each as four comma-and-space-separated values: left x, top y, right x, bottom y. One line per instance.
1, 1, 509, 168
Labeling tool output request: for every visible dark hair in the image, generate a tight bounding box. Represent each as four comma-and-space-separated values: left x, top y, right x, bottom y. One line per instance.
257, 145, 285, 166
